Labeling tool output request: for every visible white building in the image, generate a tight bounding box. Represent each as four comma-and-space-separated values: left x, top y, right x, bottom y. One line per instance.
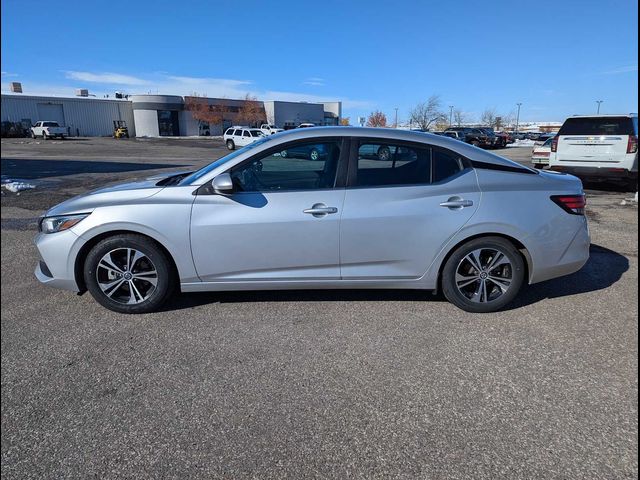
1, 92, 342, 137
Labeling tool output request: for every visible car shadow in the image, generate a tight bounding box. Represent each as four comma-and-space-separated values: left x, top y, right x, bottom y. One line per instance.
162, 244, 628, 313
1, 158, 188, 180
505, 243, 629, 310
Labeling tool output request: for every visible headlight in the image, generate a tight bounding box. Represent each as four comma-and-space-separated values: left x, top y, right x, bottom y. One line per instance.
39, 213, 90, 234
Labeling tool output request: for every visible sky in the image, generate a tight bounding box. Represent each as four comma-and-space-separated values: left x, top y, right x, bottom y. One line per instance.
1, 0, 638, 123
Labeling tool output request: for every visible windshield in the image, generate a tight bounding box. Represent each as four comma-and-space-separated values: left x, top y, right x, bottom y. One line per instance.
178, 136, 272, 185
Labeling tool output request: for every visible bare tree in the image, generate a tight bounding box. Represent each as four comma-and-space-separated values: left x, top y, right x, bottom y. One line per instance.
480, 108, 498, 128
453, 109, 466, 127
366, 110, 387, 128
237, 94, 266, 127
409, 95, 446, 131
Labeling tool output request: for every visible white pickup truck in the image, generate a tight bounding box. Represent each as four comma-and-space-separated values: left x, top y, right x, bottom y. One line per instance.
31, 121, 68, 139
260, 124, 283, 135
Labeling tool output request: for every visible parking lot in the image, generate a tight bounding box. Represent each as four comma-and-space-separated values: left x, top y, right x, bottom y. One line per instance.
1, 137, 638, 478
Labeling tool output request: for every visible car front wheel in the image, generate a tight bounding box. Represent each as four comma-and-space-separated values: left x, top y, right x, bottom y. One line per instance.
226, 140, 235, 150
83, 234, 175, 314
441, 236, 525, 313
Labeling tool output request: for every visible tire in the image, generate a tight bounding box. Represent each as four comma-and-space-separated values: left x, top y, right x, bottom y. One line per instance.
226, 140, 235, 150
441, 236, 525, 313
42, 132, 48, 140
280, 149, 288, 158
533, 163, 544, 169
309, 148, 320, 161
377, 146, 391, 161
31, 131, 36, 139
83, 234, 176, 314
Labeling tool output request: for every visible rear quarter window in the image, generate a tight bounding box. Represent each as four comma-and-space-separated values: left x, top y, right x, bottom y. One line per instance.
559, 117, 635, 136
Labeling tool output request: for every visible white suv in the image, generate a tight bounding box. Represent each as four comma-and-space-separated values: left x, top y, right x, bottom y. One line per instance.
549, 114, 638, 187
223, 127, 266, 150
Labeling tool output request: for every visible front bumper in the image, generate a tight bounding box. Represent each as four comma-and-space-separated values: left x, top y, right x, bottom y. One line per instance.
33, 230, 81, 292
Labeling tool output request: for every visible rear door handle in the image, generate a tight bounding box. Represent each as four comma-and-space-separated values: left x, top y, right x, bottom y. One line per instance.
303, 203, 338, 217
440, 197, 474, 209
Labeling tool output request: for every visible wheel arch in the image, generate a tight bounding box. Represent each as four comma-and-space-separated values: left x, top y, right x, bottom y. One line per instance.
73, 229, 180, 294
435, 232, 533, 293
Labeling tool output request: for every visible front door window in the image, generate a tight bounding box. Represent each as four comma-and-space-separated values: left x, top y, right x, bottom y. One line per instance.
230, 140, 342, 192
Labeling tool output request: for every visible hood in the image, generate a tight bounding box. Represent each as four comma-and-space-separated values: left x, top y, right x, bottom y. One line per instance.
44, 170, 190, 217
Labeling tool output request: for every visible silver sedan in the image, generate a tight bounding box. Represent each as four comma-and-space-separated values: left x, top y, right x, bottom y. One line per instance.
34, 127, 590, 314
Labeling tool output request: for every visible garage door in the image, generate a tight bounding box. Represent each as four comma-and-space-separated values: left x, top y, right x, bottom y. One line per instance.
37, 103, 65, 126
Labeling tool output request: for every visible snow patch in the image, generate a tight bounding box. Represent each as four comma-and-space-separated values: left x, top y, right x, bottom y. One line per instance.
507, 139, 535, 148
1, 177, 36, 193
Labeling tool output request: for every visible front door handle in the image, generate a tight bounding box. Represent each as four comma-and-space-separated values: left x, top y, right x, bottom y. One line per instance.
303, 203, 338, 217
440, 197, 474, 209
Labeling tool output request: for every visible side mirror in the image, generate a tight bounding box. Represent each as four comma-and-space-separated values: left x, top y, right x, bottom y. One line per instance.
212, 173, 234, 194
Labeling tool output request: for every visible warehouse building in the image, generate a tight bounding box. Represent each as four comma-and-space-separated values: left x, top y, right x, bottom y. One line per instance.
1, 91, 342, 137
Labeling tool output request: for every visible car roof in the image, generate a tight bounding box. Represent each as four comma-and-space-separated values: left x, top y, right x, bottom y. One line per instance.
568, 114, 637, 118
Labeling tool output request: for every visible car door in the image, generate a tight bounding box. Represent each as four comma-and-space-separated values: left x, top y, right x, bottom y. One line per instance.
339, 139, 480, 280
190, 138, 348, 282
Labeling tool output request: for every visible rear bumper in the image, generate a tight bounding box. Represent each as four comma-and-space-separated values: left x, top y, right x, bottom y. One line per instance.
549, 165, 637, 180
530, 218, 590, 284
532, 156, 550, 165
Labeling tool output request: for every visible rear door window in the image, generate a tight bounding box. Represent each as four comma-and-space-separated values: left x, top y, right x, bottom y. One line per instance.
559, 117, 635, 135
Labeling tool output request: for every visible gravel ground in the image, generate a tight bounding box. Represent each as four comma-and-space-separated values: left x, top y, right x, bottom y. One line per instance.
1, 137, 637, 479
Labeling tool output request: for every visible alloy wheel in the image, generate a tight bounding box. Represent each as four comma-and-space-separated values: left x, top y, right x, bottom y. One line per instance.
455, 248, 513, 304
96, 248, 158, 304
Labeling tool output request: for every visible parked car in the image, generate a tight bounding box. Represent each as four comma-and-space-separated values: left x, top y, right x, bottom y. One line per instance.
223, 127, 266, 150
478, 128, 507, 148
531, 137, 553, 168
30, 121, 67, 140
260, 124, 284, 135
443, 131, 465, 141
280, 143, 329, 160
534, 133, 556, 147
297, 123, 316, 128
443, 127, 489, 147
34, 127, 589, 315
549, 114, 638, 187
496, 131, 513, 145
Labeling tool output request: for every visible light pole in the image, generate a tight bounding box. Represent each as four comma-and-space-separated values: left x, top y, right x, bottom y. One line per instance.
596, 100, 603, 114
515, 103, 522, 134
449, 105, 454, 127
394, 107, 398, 128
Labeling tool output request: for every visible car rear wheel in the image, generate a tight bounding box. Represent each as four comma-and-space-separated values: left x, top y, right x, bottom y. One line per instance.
309, 148, 320, 160
377, 146, 391, 161
442, 236, 525, 313
42, 132, 48, 140
83, 234, 175, 314
226, 140, 235, 150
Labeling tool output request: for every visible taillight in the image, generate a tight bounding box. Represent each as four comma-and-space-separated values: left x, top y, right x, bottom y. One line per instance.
551, 194, 586, 215
627, 135, 638, 154
551, 136, 559, 152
